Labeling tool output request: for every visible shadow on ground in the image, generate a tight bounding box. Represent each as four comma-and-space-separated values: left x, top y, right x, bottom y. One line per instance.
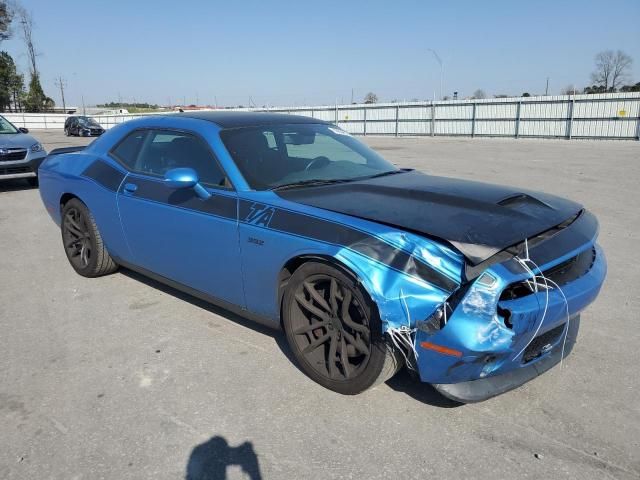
120, 268, 459, 408
385, 370, 462, 408
186, 436, 262, 480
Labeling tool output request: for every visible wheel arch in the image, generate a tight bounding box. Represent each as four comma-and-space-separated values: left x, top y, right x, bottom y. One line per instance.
276, 253, 378, 327
60, 192, 81, 211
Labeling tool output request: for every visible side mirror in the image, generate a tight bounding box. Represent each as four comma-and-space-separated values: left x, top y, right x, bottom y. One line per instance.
164, 167, 211, 200
19, 127, 29, 133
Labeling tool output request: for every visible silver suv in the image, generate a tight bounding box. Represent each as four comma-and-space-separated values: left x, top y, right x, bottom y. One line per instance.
0, 115, 47, 186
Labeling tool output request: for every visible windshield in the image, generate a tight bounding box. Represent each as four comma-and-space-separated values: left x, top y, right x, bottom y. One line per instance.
0, 116, 19, 134
220, 123, 398, 190
77, 117, 99, 127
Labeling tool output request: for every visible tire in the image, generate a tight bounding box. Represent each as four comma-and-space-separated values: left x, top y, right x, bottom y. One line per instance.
283, 261, 402, 395
61, 198, 118, 277
64, 128, 69, 136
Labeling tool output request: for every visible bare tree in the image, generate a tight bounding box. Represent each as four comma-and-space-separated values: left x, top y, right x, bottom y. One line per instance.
363, 92, 378, 104
16, 5, 37, 76
472, 89, 486, 99
591, 50, 633, 92
561, 84, 577, 95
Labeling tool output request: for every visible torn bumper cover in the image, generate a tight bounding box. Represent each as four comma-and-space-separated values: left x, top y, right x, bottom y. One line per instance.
434, 316, 580, 403
414, 216, 606, 402
333, 204, 606, 402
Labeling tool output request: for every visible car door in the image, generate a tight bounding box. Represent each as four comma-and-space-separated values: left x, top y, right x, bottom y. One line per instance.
113, 128, 245, 308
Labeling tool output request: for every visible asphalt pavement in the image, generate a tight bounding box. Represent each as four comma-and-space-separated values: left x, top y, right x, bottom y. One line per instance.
1, 130, 638, 479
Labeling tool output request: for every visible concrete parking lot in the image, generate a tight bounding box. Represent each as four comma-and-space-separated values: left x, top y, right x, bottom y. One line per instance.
1, 130, 639, 479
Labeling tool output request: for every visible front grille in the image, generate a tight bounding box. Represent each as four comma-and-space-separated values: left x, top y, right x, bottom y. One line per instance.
522, 323, 565, 363
0, 149, 27, 162
500, 247, 596, 301
90, 129, 103, 136
0, 166, 31, 175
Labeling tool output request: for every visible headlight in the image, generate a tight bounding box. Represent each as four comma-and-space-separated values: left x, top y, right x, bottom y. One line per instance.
30, 143, 43, 152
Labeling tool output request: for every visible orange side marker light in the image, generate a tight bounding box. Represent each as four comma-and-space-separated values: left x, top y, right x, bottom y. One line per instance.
420, 341, 463, 358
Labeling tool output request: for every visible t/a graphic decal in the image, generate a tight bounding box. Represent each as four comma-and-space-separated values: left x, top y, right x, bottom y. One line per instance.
244, 203, 275, 227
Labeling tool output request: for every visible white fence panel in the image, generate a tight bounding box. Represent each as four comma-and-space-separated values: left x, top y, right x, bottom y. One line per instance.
399, 106, 432, 120
3, 92, 638, 140
521, 101, 570, 119
436, 104, 473, 120
475, 120, 516, 136
520, 120, 567, 137
476, 103, 517, 119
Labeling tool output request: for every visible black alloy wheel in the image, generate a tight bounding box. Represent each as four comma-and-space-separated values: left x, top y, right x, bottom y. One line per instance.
283, 262, 401, 394
61, 198, 118, 277
63, 204, 92, 270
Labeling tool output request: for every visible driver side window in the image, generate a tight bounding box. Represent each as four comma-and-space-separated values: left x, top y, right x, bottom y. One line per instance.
112, 129, 230, 188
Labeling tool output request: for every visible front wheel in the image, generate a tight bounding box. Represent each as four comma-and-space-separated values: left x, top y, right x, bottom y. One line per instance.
283, 262, 401, 394
61, 198, 118, 277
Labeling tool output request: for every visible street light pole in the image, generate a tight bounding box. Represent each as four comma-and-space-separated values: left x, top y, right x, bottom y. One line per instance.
428, 49, 444, 100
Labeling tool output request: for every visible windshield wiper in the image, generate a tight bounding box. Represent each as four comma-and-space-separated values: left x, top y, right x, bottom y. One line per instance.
359, 169, 407, 180
271, 178, 353, 191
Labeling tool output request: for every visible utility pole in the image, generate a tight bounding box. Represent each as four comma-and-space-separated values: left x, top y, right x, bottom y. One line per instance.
428, 48, 444, 100
81, 95, 86, 115
351, 88, 354, 104
54, 76, 67, 113
545, 77, 549, 96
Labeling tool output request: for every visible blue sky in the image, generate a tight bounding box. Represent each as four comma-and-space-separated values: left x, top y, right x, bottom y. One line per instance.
4, 0, 640, 107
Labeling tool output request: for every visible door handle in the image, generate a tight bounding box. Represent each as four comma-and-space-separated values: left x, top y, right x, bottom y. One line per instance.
123, 183, 138, 193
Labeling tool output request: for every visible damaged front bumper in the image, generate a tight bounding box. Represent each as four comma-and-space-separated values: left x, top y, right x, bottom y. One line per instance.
417, 242, 606, 403
433, 316, 580, 403
336, 207, 606, 402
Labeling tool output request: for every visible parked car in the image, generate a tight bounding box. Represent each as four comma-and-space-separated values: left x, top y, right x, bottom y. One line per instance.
37, 112, 606, 402
0, 115, 47, 186
64, 116, 105, 137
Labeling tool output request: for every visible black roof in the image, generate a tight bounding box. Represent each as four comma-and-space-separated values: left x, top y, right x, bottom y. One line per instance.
175, 111, 328, 128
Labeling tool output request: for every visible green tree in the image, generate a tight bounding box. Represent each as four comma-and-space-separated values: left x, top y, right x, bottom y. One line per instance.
10, 71, 25, 111
0, 51, 24, 111
0, 1, 13, 42
620, 82, 640, 92
24, 72, 46, 112
0, 51, 15, 110
583, 84, 608, 94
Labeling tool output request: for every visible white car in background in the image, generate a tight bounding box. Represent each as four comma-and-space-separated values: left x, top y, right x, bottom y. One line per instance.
0, 115, 47, 187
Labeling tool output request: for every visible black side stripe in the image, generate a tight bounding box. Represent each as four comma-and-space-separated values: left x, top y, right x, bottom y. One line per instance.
121, 175, 237, 220
240, 200, 457, 292
82, 160, 126, 192
82, 165, 456, 292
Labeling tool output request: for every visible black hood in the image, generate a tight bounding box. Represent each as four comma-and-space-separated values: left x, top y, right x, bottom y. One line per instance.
276, 170, 583, 265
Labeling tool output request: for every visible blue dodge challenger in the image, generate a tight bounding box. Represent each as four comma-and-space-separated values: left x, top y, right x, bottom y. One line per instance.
38, 112, 606, 402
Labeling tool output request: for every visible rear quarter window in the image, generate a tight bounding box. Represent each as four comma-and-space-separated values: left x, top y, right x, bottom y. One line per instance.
110, 131, 147, 169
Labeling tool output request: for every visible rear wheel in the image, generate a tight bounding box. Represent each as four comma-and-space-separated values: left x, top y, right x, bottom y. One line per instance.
61, 198, 118, 277
283, 262, 401, 394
